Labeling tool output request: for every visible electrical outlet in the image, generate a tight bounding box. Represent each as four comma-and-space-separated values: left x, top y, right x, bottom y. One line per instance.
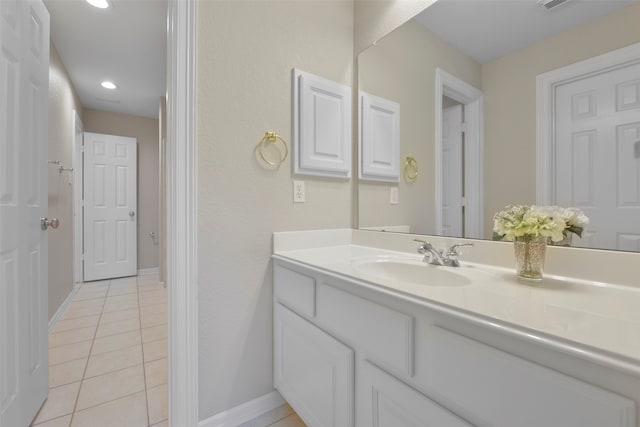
390, 187, 399, 205
293, 180, 305, 203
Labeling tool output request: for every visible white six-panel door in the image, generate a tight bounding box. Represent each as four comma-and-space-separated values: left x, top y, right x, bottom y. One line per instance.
555, 62, 640, 251
0, 1, 50, 425
83, 132, 137, 281
442, 104, 464, 237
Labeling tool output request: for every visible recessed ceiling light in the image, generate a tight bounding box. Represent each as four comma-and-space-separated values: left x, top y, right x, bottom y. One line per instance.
86, 0, 110, 9
101, 81, 117, 90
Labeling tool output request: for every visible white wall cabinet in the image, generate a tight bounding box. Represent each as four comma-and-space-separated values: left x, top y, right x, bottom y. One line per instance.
292, 69, 352, 178
359, 92, 400, 182
273, 260, 639, 427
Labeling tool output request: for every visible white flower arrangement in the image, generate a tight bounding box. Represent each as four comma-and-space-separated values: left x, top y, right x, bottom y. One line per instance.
493, 205, 589, 242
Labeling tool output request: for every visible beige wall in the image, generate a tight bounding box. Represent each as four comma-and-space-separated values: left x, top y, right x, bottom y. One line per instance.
83, 109, 160, 270
358, 20, 481, 234
48, 41, 83, 319
481, 3, 640, 237
354, 0, 436, 54
196, 0, 353, 419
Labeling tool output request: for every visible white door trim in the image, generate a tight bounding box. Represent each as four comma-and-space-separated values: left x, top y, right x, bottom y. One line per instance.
72, 110, 84, 285
167, 0, 199, 425
536, 42, 640, 205
434, 68, 484, 238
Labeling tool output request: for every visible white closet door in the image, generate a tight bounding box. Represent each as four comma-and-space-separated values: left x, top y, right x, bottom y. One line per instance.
555, 62, 640, 251
83, 132, 137, 281
442, 105, 464, 237
0, 1, 50, 425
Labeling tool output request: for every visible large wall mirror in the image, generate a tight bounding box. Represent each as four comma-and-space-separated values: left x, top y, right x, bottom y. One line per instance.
357, 0, 640, 252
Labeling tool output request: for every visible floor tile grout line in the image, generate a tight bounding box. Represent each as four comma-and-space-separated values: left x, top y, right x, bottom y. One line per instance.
141, 336, 168, 346
34, 279, 106, 426
43, 276, 165, 426
48, 335, 96, 350
68, 278, 111, 427
30, 413, 71, 426
48, 355, 90, 369
92, 329, 141, 342
70, 386, 149, 415
51, 316, 102, 334
79, 359, 145, 380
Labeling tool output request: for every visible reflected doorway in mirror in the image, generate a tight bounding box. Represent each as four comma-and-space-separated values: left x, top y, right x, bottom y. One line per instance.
435, 68, 484, 239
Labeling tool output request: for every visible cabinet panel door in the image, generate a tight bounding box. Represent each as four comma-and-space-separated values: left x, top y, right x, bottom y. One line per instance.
316, 283, 415, 377
358, 361, 472, 427
274, 303, 354, 427
428, 326, 636, 427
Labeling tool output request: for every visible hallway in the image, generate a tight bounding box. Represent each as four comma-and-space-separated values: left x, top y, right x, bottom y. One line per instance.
31, 275, 167, 427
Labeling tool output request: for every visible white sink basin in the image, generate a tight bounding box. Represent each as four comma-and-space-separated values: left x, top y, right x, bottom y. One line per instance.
353, 258, 472, 287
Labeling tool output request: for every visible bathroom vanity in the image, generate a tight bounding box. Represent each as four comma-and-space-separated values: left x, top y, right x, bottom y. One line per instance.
272, 230, 640, 427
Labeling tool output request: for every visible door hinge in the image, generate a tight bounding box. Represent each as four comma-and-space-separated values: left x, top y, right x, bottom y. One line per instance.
461, 122, 467, 133
461, 196, 467, 207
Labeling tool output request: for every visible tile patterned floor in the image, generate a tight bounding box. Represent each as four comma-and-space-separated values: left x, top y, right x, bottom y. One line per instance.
32, 275, 167, 427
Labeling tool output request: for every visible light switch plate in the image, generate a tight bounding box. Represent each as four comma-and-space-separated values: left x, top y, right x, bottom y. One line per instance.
293, 180, 305, 203
390, 187, 399, 204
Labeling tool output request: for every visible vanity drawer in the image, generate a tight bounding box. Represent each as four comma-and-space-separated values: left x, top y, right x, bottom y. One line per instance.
428, 326, 636, 427
274, 264, 316, 318
316, 282, 415, 377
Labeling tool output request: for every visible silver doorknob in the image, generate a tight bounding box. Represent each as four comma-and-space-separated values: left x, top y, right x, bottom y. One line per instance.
129, 211, 135, 217
41, 217, 59, 230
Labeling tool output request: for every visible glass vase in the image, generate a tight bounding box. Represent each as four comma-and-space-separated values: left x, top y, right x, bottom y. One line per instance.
551, 233, 572, 247
513, 236, 547, 282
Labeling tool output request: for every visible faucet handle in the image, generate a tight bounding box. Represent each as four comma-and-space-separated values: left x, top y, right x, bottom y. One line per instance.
446, 242, 474, 256
414, 239, 433, 254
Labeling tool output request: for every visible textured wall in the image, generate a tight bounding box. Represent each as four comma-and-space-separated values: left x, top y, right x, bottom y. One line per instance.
196, 0, 354, 419
83, 109, 160, 270
481, 3, 640, 237
48, 41, 83, 319
358, 20, 481, 234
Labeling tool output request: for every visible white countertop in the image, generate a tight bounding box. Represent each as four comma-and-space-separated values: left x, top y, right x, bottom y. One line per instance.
273, 243, 640, 372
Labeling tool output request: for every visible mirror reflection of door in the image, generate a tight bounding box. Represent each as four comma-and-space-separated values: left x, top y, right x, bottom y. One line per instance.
442, 97, 465, 237
554, 60, 640, 252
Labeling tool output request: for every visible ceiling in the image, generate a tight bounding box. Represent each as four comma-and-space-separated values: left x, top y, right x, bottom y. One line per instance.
414, 0, 638, 64
45, 0, 167, 119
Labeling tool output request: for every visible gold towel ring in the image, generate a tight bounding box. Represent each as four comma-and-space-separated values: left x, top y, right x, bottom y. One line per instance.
257, 131, 288, 166
404, 156, 418, 182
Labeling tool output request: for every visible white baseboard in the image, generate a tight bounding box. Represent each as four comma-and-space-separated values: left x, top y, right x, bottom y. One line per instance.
199, 390, 285, 427
138, 267, 160, 276
48, 287, 79, 333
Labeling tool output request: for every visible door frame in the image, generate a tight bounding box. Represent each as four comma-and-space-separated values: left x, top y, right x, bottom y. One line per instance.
167, 0, 199, 425
65, 1, 199, 423
434, 68, 484, 238
536, 41, 640, 205
72, 110, 84, 285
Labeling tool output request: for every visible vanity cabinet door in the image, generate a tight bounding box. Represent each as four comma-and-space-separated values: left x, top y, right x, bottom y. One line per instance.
358, 361, 472, 427
427, 326, 637, 427
274, 303, 354, 427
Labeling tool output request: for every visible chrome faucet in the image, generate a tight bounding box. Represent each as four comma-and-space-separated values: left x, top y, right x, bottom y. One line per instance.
414, 239, 474, 267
